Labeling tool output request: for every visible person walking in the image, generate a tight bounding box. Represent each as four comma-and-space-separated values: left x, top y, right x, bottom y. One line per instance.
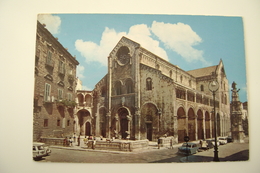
158, 137, 161, 149
83, 136, 88, 147
170, 138, 173, 149
63, 137, 68, 147
92, 138, 96, 150
73, 133, 76, 143
78, 135, 81, 146
69, 137, 72, 147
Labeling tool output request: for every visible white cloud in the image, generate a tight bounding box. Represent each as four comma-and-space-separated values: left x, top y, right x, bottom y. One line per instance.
76, 64, 85, 79
75, 24, 168, 66
38, 14, 61, 34
75, 27, 126, 66
151, 21, 207, 64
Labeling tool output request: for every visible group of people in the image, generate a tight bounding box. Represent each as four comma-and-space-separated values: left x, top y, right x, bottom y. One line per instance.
157, 136, 174, 149
63, 133, 99, 149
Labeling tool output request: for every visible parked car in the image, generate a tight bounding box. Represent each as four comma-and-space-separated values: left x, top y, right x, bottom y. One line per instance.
178, 142, 200, 155
218, 137, 227, 145
33, 142, 51, 160
227, 136, 233, 143
205, 140, 214, 149
211, 139, 220, 146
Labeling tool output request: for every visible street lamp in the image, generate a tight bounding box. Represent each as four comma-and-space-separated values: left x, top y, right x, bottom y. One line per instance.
209, 79, 219, 161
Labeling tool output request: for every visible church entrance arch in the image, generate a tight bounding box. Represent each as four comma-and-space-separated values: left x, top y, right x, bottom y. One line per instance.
117, 108, 130, 139
177, 107, 186, 143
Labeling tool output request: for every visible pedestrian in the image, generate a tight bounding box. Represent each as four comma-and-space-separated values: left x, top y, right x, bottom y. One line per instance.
170, 138, 173, 149
92, 138, 96, 150
158, 137, 161, 149
84, 136, 88, 147
73, 133, 76, 143
69, 137, 72, 147
63, 137, 68, 147
199, 139, 203, 148
78, 135, 81, 146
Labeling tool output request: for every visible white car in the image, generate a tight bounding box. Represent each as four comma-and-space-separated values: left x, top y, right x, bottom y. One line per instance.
218, 137, 227, 145
33, 142, 51, 160
211, 139, 220, 147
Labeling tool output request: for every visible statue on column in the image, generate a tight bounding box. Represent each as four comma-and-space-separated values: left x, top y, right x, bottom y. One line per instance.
230, 81, 244, 143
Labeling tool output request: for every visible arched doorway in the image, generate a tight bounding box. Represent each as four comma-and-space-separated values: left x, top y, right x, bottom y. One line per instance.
211, 112, 215, 137
85, 122, 91, 136
118, 108, 129, 139
188, 108, 196, 141
197, 109, 204, 140
217, 113, 220, 137
205, 111, 210, 138
77, 109, 91, 136
177, 107, 186, 143
99, 107, 107, 138
141, 103, 158, 141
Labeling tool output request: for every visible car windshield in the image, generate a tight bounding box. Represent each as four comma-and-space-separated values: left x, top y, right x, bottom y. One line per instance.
182, 144, 192, 147
37, 146, 44, 150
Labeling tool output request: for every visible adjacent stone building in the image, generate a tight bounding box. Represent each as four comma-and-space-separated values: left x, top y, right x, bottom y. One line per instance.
33, 21, 79, 142
76, 37, 231, 143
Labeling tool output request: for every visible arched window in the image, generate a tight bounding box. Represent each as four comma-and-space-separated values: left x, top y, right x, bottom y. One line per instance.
115, 81, 122, 95
125, 79, 134, 93
85, 94, 92, 107
146, 78, 152, 90
200, 85, 204, 91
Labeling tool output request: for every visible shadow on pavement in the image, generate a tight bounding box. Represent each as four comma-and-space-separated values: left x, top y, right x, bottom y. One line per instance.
150, 149, 249, 163
222, 149, 249, 161
149, 155, 183, 163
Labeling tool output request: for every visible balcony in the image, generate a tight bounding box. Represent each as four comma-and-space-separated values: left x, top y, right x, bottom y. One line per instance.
45, 59, 54, 69
58, 68, 65, 76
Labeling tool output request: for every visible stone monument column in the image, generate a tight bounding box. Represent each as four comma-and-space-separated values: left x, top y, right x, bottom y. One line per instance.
230, 82, 244, 143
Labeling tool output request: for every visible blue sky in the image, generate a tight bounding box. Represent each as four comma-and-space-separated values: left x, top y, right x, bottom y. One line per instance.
38, 14, 247, 102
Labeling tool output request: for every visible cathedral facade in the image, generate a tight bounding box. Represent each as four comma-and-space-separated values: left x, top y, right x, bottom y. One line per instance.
75, 37, 231, 143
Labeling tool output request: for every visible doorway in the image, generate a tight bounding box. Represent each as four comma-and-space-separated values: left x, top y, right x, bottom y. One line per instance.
85, 122, 91, 136
146, 123, 152, 141
120, 118, 128, 139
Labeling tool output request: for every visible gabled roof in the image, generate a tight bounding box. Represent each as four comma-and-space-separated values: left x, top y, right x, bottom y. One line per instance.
187, 65, 218, 78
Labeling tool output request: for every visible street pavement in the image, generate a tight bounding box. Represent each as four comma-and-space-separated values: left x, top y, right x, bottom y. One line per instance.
180, 137, 249, 162
49, 137, 249, 163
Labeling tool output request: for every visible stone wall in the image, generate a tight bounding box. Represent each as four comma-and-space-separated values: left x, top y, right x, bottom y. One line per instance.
33, 21, 79, 142
88, 139, 149, 152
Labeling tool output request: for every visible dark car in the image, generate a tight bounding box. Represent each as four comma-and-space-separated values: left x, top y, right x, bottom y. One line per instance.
227, 136, 233, 143
178, 142, 200, 155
